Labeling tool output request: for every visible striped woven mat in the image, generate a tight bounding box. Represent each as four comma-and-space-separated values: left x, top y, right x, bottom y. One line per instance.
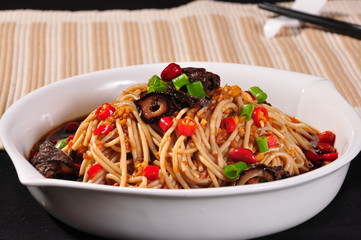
0, 0, 360, 148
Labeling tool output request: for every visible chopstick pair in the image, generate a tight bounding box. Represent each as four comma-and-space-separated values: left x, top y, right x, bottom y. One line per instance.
258, 2, 361, 40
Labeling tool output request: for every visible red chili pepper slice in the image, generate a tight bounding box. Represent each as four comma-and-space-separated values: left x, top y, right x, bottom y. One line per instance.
160, 63, 182, 82
177, 118, 197, 136
96, 103, 116, 120
262, 133, 277, 148
317, 142, 336, 153
94, 124, 115, 135
87, 163, 103, 179
320, 152, 338, 161
252, 107, 268, 128
305, 150, 322, 163
159, 116, 173, 132
318, 131, 336, 144
142, 165, 160, 181
305, 130, 338, 165
229, 148, 257, 164
220, 117, 236, 133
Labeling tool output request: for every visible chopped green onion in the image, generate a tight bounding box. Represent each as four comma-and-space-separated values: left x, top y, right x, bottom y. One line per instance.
224, 161, 248, 179
147, 86, 155, 93
55, 138, 67, 149
240, 104, 254, 121
224, 165, 238, 179
172, 73, 190, 90
249, 86, 267, 103
256, 136, 269, 153
148, 75, 162, 86
148, 75, 168, 93
148, 84, 166, 93
235, 161, 248, 172
187, 81, 206, 98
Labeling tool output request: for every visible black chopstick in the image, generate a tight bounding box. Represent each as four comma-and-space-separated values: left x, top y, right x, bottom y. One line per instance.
258, 2, 361, 40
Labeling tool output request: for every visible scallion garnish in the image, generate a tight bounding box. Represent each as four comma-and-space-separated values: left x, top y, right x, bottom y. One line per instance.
240, 104, 254, 121
224, 161, 248, 179
249, 86, 267, 103
172, 73, 190, 90
187, 81, 206, 98
148, 75, 168, 93
256, 136, 269, 153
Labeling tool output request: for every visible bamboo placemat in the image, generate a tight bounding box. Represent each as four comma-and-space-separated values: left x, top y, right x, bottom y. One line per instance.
0, 0, 360, 148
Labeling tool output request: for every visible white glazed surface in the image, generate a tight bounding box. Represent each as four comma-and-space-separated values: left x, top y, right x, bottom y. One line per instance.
1, 63, 361, 239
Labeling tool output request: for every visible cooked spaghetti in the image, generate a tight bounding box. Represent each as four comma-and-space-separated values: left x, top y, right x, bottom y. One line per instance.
30, 63, 338, 188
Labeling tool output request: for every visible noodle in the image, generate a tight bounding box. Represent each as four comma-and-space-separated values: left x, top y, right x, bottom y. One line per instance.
58, 69, 326, 189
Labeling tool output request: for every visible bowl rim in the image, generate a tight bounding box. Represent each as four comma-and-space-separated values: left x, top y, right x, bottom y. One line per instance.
1, 62, 361, 197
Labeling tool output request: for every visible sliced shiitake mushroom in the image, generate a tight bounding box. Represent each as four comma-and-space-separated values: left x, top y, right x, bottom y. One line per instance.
165, 84, 211, 108
134, 92, 175, 124
182, 67, 221, 92
30, 141, 78, 179
236, 164, 290, 185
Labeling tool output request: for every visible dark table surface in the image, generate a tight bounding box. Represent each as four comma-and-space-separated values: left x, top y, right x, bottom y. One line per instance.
1, 0, 361, 239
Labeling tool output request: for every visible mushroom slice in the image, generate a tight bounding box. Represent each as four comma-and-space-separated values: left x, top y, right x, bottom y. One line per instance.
134, 92, 175, 124
236, 164, 290, 185
30, 141, 78, 179
182, 67, 221, 92
165, 84, 211, 108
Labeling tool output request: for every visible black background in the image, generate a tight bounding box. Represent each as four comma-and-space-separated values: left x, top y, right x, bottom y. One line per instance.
0, 0, 290, 10
1, 0, 361, 239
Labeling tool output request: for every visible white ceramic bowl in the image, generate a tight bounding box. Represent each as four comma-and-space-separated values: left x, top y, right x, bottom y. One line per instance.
1, 63, 361, 240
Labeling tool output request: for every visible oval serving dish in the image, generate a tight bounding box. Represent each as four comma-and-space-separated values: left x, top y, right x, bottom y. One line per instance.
1, 62, 361, 239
